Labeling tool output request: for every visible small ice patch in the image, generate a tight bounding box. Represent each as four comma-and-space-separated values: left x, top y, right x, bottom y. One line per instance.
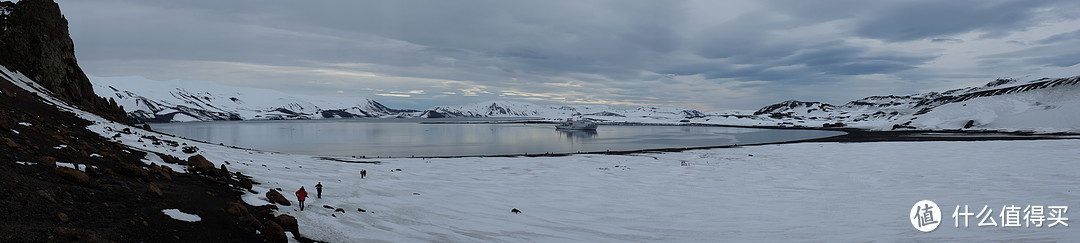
16, 161, 36, 166
54, 144, 68, 149
18, 122, 31, 126
90, 153, 103, 158
162, 209, 201, 222
56, 162, 93, 172
10, 129, 18, 134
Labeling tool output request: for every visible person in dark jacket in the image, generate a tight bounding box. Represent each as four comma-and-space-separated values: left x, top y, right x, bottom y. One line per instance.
295, 187, 308, 211
361, 169, 366, 179
315, 182, 323, 199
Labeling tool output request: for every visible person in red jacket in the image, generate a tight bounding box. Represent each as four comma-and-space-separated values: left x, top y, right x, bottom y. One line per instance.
295, 187, 308, 211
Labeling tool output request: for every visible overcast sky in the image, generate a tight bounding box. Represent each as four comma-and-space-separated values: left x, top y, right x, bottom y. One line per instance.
55, 0, 1080, 111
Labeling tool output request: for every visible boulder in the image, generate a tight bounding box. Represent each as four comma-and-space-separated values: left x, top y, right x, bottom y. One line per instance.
36, 190, 57, 204
225, 202, 248, 216
40, 156, 56, 168
219, 164, 230, 178
265, 190, 291, 206
182, 145, 199, 154
226, 201, 261, 228
236, 173, 253, 190
3, 137, 17, 148
274, 214, 299, 236
54, 166, 90, 185
186, 154, 219, 177
120, 163, 149, 179
260, 221, 288, 243
147, 183, 163, 198
57, 212, 69, 223
147, 163, 172, 181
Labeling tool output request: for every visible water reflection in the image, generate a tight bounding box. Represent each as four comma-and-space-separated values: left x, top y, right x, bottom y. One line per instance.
557, 129, 598, 138
151, 119, 844, 157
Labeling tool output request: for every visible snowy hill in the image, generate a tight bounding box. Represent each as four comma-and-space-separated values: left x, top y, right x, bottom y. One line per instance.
91, 76, 411, 123
754, 76, 1080, 132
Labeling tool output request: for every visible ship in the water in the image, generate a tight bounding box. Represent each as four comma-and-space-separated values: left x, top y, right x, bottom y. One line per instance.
555, 117, 598, 130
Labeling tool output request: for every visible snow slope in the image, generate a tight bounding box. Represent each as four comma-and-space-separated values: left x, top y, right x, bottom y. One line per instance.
10, 65, 1079, 242
754, 76, 1080, 132
90, 76, 406, 123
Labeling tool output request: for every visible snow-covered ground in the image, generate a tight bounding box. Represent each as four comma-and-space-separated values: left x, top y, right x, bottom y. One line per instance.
8, 66, 1079, 241
112, 131, 1080, 242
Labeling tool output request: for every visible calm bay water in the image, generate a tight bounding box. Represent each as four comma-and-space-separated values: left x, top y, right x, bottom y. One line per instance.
150, 119, 844, 157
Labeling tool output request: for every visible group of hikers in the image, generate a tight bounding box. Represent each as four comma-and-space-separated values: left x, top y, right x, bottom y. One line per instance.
293, 169, 367, 211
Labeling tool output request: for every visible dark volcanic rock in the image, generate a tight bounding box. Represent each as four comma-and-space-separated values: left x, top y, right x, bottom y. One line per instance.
266, 189, 292, 206
186, 154, 220, 177
53, 166, 89, 185
274, 214, 299, 236
0, 0, 128, 124
0, 2, 293, 241
261, 221, 288, 243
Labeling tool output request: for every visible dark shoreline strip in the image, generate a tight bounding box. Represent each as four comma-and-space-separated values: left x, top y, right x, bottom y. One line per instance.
370, 127, 1080, 159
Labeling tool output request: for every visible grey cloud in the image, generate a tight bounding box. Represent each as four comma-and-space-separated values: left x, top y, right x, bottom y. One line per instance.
981, 36, 1080, 68
766, 0, 1080, 42
683, 41, 935, 83
1035, 29, 1080, 45
55, 0, 1080, 111
931, 38, 964, 44
852, 0, 1074, 41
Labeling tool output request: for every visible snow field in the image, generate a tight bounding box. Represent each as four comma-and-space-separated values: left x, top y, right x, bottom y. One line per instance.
235, 140, 1080, 242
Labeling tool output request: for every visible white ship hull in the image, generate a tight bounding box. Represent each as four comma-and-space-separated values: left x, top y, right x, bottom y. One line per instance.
556, 119, 598, 130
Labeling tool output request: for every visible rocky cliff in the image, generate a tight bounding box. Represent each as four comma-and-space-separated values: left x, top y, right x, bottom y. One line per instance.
0, 1, 291, 241
0, 0, 127, 124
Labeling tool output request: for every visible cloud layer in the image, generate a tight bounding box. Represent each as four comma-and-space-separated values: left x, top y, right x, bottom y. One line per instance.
57, 0, 1080, 110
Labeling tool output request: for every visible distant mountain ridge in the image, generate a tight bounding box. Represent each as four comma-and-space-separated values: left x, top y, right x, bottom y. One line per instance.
92, 74, 1080, 132
91, 76, 413, 123
754, 76, 1080, 132
91, 76, 716, 123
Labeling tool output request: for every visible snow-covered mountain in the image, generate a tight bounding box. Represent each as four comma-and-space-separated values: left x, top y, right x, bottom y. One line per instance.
93, 74, 1080, 132
754, 75, 1080, 132
90, 76, 724, 123
419, 100, 710, 121
91, 76, 413, 123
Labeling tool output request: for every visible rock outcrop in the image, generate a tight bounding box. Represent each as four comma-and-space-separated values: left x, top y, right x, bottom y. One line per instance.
265, 189, 292, 206
0, 0, 128, 124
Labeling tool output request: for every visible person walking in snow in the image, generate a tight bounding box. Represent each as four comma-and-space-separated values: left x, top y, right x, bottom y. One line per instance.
315, 182, 323, 199
295, 187, 308, 211
361, 169, 366, 179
